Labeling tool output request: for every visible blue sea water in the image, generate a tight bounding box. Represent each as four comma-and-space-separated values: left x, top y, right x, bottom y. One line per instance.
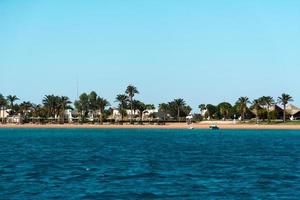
1, 128, 300, 199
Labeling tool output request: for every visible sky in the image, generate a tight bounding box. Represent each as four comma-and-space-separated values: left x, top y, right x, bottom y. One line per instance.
0, 0, 299, 110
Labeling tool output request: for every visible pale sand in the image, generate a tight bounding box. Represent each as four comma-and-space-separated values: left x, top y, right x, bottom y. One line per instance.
1, 122, 300, 130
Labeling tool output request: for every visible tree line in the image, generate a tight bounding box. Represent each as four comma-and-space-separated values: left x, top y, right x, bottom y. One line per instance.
199, 94, 293, 123
0, 86, 295, 124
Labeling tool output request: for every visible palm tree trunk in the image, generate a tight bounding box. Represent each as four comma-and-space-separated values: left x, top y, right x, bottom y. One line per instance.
130, 97, 133, 124
283, 104, 286, 123
61, 110, 65, 124
242, 108, 245, 121
267, 107, 270, 123
100, 110, 103, 125
2, 107, 5, 124
177, 108, 180, 122
140, 113, 143, 124
1, 107, 3, 124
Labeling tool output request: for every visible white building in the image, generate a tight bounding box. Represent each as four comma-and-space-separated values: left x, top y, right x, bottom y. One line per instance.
0, 109, 9, 119
0, 109, 22, 123
142, 109, 159, 120
286, 104, 300, 120
6, 115, 22, 124
110, 108, 159, 121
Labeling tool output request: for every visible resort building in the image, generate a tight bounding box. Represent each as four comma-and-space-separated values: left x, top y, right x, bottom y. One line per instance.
142, 109, 159, 120
269, 105, 284, 119
286, 104, 300, 120
108, 108, 159, 121
6, 114, 22, 124
0, 109, 9, 119
0, 109, 22, 123
109, 108, 140, 121
64, 109, 79, 123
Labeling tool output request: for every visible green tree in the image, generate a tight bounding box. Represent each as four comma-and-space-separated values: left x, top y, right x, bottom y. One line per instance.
19, 101, 34, 123
6, 95, 19, 109
74, 93, 90, 123
58, 96, 72, 124
125, 85, 139, 124
278, 93, 293, 123
32, 104, 47, 123
88, 91, 99, 119
198, 104, 206, 115
205, 104, 217, 119
236, 97, 250, 121
217, 102, 232, 120
145, 104, 155, 110
134, 100, 147, 123
251, 99, 261, 123
43, 95, 60, 118
159, 103, 169, 121
172, 98, 186, 122
259, 96, 274, 122
0, 94, 7, 123
97, 97, 110, 124
132, 100, 140, 117
115, 94, 128, 121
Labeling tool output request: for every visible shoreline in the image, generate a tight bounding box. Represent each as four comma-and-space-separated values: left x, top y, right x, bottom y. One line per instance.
1, 123, 300, 130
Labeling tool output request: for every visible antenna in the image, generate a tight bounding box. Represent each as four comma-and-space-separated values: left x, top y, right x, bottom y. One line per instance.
76, 78, 79, 100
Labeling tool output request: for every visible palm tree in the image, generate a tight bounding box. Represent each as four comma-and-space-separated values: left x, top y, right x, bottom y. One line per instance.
32, 104, 47, 123
19, 101, 33, 123
74, 93, 90, 123
159, 103, 169, 121
43, 95, 61, 118
97, 97, 110, 124
6, 95, 19, 108
134, 100, 146, 123
218, 102, 232, 120
278, 93, 293, 122
198, 104, 206, 116
146, 104, 155, 109
236, 97, 250, 121
115, 94, 128, 122
259, 96, 275, 122
0, 94, 7, 124
251, 99, 261, 123
59, 96, 72, 124
125, 85, 139, 124
88, 91, 99, 120
205, 104, 217, 119
173, 98, 185, 122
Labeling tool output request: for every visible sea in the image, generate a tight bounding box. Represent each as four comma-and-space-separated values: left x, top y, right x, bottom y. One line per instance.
0, 128, 300, 199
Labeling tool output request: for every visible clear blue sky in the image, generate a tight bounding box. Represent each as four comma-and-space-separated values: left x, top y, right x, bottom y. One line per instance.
1, 0, 299, 110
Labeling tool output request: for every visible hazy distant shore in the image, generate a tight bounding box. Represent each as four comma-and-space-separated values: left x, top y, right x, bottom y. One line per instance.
1, 122, 300, 130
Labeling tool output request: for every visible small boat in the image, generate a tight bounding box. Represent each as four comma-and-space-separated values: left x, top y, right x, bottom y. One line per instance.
209, 124, 219, 130
188, 127, 194, 130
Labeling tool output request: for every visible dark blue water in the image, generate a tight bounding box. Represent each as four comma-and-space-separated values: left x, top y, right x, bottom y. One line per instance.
1, 128, 300, 199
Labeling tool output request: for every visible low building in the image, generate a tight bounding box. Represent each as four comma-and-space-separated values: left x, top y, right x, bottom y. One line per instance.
0, 109, 9, 120
64, 109, 78, 123
6, 114, 22, 124
1, 109, 22, 123
109, 108, 160, 121
269, 105, 284, 120
286, 104, 300, 120
142, 109, 158, 120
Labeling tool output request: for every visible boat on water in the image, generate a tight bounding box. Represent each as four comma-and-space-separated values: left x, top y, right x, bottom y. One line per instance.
209, 124, 219, 130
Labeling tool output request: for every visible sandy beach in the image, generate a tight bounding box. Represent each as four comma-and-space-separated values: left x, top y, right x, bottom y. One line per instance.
1, 122, 300, 130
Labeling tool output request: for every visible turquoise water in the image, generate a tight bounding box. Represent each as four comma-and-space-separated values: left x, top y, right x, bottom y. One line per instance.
1, 128, 300, 199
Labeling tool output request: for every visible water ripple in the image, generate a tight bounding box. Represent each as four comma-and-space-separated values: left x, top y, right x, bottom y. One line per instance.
1, 128, 300, 199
